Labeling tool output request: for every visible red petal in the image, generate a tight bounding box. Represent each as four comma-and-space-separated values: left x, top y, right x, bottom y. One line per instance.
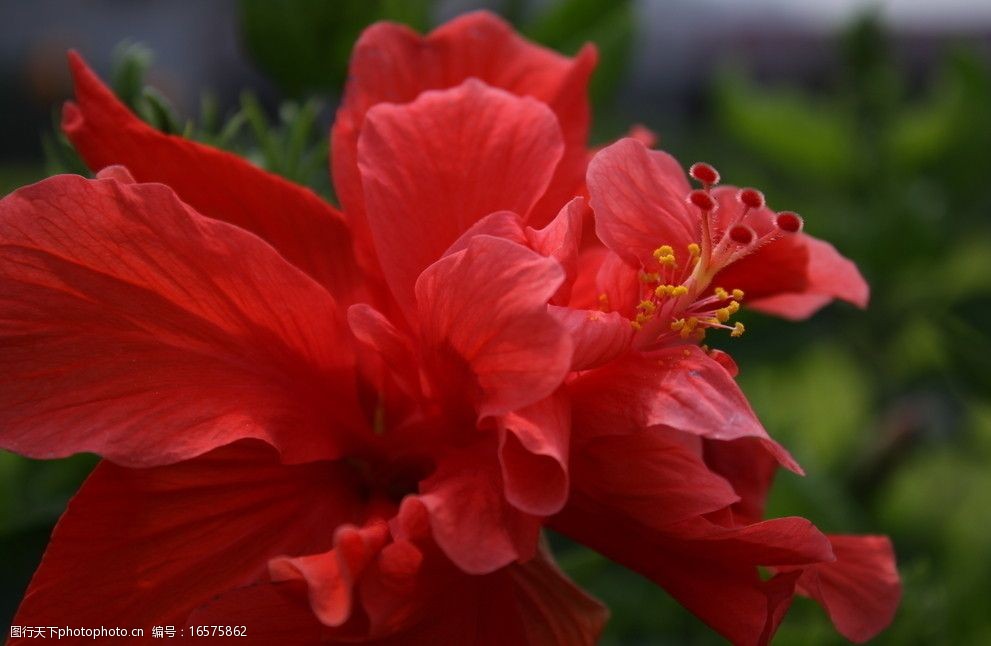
587, 138, 698, 267
525, 197, 587, 305
192, 540, 604, 645
269, 520, 391, 627
12, 442, 361, 630
442, 211, 528, 258
716, 233, 869, 320
569, 346, 802, 473
372, 544, 605, 645
789, 535, 901, 643
359, 80, 564, 314
553, 497, 834, 646
505, 544, 608, 645
0, 175, 358, 465
550, 306, 633, 371
415, 236, 571, 419
704, 437, 781, 525
63, 53, 361, 301
570, 429, 740, 529
418, 444, 540, 574
333, 10, 595, 252
497, 391, 571, 516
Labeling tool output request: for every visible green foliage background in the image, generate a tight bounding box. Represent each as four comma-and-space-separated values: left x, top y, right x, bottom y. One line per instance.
3, 1, 990, 643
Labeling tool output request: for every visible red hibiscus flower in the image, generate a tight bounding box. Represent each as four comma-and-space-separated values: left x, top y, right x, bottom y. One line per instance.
2, 13, 605, 644
0, 10, 900, 646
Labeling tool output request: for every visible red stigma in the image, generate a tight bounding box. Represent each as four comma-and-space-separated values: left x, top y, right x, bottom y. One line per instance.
689, 162, 720, 185
776, 211, 803, 233
688, 189, 716, 211
728, 224, 755, 245
738, 188, 765, 210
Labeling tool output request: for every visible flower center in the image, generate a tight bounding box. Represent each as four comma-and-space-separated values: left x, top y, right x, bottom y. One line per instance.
628, 161, 804, 348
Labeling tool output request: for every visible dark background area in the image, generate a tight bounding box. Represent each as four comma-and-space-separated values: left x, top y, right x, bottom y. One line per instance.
2, 1, 991, 643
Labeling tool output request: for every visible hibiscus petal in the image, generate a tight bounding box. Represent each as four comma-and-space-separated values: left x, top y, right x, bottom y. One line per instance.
192, 537, 603, 645
550, 306, 634, 371
63, 53, 361, 301
359, 80, 564, 314
704, 436, 781, 525
526, 197, 587, 305
0, 174, 359, 465
418, 444, 541, 574
415, 235, 571, 418
498, 391, 571, 516
12, 442, 361, 630
507, 543, 608, 645
553, 496, 834, 646
789, 535, 901, 643
442, 211, 528, 258
587, 138, 698, 267
569, 346, 802, 473
716, 233, 869, 320
269, 520, 391, 627
570, 429, 740, 529
334, 10, 595, 243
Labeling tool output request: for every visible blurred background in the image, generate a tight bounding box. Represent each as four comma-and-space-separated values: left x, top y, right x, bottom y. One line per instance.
2, 0, 990, 643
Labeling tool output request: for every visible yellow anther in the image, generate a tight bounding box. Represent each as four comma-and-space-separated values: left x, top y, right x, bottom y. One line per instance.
631, 320, 643, 331
688, 243, 700, 257
680, 326, 692, 339
653, 245, 674, 259
731, 322, 746, 338
671, 285, 688, 297
693, 328, 707, 341
714, 287, 729, 300
686, 317, 699, 330
635, 312, 653, 325
657, 254, 676, 267
655, 284, 671, 298
716, 307, 731, 323
703, 317, 721, 325
637, 300, 656, 314
727, 301, 740, 314
732, 288, 745, 300
640, 272, 661, 283
670, 318, 685, 332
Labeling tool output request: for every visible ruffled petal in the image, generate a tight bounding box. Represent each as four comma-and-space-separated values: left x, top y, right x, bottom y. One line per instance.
553, 496, 834, 646
334, 10, 595, 247
418, 445, 540, 574
0, 174, 359, 465
497, 391, 571, 516
569, 346, 801, 473
12, 442, 361, 630
525, 197, 587, 305
587, 138, 697, 267
189, 534, 604, 645
359, 80, 564, 314
787, 535, 901, 643
415, 235, 571, 419
63, 52, 361, 301
269, 520, 391, 627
